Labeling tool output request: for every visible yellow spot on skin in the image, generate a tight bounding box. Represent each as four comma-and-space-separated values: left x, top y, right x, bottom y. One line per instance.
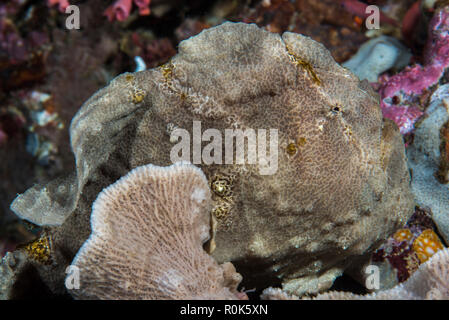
286, 46, 321, 85
286, 143, 297, 156
125, 74, 134, 82
19, 234, 52, 264
131, 89, 146, 104
161, 63, 173, 82
287, 138, 306, 156
160, 62, 188, 102
212, 202, 231, 220
210, 174, 234, 199
212, 200, 233, 230
210, 174, 235, 229
297, 137, 307, 147
412, 229, 444, 263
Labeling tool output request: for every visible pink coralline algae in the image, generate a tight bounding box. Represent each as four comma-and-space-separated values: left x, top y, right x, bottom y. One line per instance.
104, 0, 151, 22
47, 0, 70, 13
378, 6, 449, 135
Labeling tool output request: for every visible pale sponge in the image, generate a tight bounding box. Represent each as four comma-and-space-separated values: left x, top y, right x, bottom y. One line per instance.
68, 162, 242, 300
342, 35, 411, 82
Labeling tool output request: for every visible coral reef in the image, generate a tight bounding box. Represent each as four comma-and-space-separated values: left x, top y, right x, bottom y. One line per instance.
47, 0, 70, 13
241, 0, 369, 63
104, 0, 152, 22
0, 0, 121, 236
0, 16, 49, 91
377, 5, 449, 134
401, 0, 422, 43
313, 246, 449, 299
0, 239, 16, 259
360, 207, 446, 290
9, 22, 414, 297
0, 243, 56, 299
123, 33, 177, 69
0, 110, 25, 148
0, 251, 29, 300
407, 84, 449, 244
413, 229, 445, 262
68, 162, 242, 300
261, 247, 449, 300
0, 0, 125, 228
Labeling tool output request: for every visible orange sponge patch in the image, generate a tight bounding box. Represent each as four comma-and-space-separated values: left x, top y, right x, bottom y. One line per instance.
393, 228, 413, 243
412, 229, 444, 263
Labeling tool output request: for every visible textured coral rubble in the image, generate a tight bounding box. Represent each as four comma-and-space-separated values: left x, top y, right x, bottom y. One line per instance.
344, 207, 446, 291
377, 5, 449, 135
262, 247, 449, 300
7, 22, 414, 297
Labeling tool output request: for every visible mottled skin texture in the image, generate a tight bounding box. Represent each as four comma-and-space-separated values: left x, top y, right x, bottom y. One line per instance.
9, 22, 414, 296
